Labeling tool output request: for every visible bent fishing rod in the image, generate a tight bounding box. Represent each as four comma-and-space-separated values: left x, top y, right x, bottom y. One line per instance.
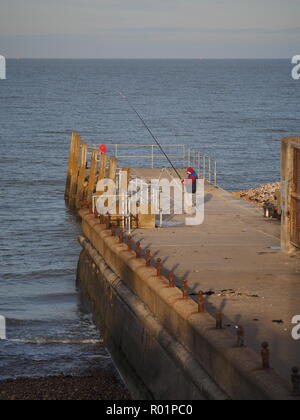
118, 91, 183, 181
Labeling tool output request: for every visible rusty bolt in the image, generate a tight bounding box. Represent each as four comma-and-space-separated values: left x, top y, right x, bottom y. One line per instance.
145, 250, 152, 267
118, 229, 124, 244
182, 279, 189, 300
216, 311, 223, 329
236, 326, 245, 347
291, 367, 300, 396
198, 291, 206, 313
127, 235, 132, 252
168, 272, 175, 288
156, 258, 162, 277
135, 242, 142, 259
261, 342, 270, 369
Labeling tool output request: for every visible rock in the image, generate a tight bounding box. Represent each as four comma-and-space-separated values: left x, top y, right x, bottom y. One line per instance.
232, 182, 280, 207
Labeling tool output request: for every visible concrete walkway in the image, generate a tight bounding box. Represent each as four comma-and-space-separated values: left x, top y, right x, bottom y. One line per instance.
131, 169, 300, 385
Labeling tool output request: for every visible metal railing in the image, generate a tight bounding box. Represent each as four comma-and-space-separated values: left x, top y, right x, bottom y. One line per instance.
88, 143, 218, 186
189, 149, 217, 187
90, 144, 189, 169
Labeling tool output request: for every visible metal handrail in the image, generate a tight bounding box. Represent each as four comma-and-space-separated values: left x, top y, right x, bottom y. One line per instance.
89, 144, 188, 149
189, 149, 217, 186
85, 142, 218, 186
88, 143, 188, 169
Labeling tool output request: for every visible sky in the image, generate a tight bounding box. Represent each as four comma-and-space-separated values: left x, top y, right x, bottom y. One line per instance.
0, 0, 299, 58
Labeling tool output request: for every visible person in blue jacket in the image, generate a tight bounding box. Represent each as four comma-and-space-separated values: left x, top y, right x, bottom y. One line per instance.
182, 167, 198, 194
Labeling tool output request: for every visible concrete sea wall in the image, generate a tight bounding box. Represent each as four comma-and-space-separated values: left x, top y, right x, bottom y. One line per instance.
77, 237, 226, 400
76, 209, 292, 400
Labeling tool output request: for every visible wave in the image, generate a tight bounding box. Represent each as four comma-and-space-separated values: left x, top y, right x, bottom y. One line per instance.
263, 129, 289, 133
6, 319, 47, 327
1, 269, 76, 281
7, 338, 103, 345
1, 179, 65, 187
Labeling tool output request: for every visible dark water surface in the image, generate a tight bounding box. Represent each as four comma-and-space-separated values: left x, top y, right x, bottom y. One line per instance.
0, 59, 299, 379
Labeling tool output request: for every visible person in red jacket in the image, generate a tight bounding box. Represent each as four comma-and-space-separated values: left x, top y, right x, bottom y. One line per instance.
100, 144, 107, 154
182, 167, 198, 194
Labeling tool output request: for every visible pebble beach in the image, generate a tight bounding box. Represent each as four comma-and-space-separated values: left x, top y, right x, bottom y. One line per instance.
0, 370, 131, 401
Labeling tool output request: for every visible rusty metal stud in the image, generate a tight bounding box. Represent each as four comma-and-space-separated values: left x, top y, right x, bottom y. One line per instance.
168, 272, 175, 288
145, 250, 152, 267
156, 258, 162, 277
106, 217, 111, 230
261, 342, 270, 369
236, 325, 245, 347
216, 311, 223, 329
135, 242, 142, 259
127, 235, 132, 252
198, 291, 206, 313
182, 279, 189, 300
291, 367, 300, 396
118, 229, 124, 244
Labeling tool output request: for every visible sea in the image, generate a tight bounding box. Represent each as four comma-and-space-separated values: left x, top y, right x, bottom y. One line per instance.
0, 59, 299, 379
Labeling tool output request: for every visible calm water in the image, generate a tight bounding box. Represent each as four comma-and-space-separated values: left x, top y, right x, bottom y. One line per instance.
0, 59, 299, 379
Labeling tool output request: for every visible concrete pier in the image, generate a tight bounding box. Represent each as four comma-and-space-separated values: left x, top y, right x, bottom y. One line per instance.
66, 133, 300, 400
76, 202, 297, 400
132, 170, 300, 383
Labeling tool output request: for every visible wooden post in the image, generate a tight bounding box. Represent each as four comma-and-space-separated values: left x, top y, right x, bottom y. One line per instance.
118, 168, 131, 226
69, 133, 81, 207
95, 156, 118, 224
97, 153, 108, 184
87, 148, 99, 206
94, 154, 109, 221
281, 137, 300, 253
64, 132, 76, 201
76, 142, 88, 209
108, 157, 118, 180
119, 168, 130, 190
108, 158, 118, 223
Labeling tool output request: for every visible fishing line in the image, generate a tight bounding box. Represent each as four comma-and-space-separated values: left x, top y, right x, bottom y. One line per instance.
118, 91, 183, 181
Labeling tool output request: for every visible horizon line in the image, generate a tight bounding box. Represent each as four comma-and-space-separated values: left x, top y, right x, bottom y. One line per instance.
4, 57, 292, 60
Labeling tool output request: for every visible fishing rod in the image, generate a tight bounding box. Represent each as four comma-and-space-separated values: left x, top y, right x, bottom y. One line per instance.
118, 91, 183, 181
